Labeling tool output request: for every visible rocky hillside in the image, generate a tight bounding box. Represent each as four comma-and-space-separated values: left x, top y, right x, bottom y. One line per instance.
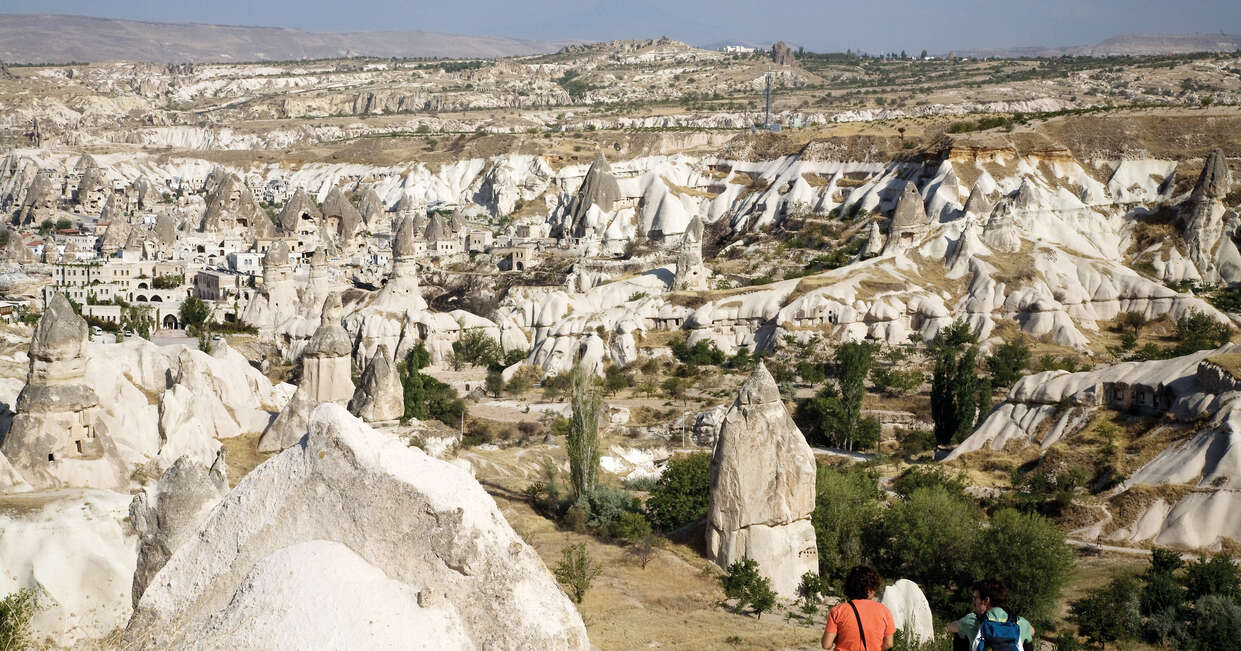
0, 13, 571, 63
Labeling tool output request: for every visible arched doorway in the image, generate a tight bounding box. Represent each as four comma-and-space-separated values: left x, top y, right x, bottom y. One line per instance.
163, 314, 179, 329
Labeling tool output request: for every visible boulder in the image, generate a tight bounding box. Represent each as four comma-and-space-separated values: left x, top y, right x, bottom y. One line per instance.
706, 362, 817, 597
348, 344, 405, 423
880, 579, 935, 644
129, 452, 229, 608
123, 404, 589, 650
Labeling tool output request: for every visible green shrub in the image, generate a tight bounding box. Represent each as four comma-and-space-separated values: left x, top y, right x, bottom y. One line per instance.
891, 466, 968, 501
812, 465, 881, 583
0, 588, 37, 651
972, 509, 1074, 625
1069, 574, 1143, 648
554, 543, 602, 604
872, 366, 923, 396
876, 487, 979, 614
644, 452, 711, 531
986, 340, 1030, 388
1171, 310, 1231, 356
1190, 594, 1241, 651
720, 558, 776, 618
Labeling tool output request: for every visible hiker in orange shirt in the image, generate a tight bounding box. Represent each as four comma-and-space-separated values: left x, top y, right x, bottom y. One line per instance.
821, 566, 896, 651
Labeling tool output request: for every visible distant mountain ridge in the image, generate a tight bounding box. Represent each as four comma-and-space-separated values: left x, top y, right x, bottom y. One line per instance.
947, 32, 1241, 59
0, 13, 574, 63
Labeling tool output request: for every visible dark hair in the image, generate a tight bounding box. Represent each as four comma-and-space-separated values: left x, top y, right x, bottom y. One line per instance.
972, 579, 1008, 608
844, 565, 882, 600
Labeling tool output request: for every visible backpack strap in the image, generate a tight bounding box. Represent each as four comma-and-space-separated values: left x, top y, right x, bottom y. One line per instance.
848, 600, 868, 650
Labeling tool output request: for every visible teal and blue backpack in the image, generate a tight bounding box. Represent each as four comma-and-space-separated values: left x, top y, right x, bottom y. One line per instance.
975, 611, 1022, 651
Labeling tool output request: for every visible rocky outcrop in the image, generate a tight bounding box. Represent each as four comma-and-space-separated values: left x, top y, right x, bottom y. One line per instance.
673, 215, 709, 291
1182, 149, 1237, 283
706, 362, 817, 598
951, 344, 1241, 549
568, 154, 620, 239
348, 344, 404, 423
883, 181, 929, 254
129, 452, 229, 608
259, 293, 355, 452
277, 186, 322, 234
771, 41, 797, 66
321, 186, 364, 241
1, 292, 104, 488
881, 580, 935, 644
123, 404, 589, 650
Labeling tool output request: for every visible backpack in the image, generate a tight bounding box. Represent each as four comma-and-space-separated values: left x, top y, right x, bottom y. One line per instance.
974, 611, 1023, 651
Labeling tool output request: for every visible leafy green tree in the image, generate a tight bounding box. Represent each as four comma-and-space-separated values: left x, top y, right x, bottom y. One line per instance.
812, 465, 881, 583
566, 367, 601, 500
644, 452, 711, 531
1069, 574, 1143, 648
1140, 549, 1186, 617
835, 342, 874, 446
1171, 310, 1231, 356
484, 369, 505, 397
891, 465, 968, 501
930, 336, 990, 446
875, 487, 979, 613
1184, 552, 1241, 602
554, 543, 602, 604
1190, 594, 1241, 651
972, 509, 1073, 625
986, 340, 1030, 388
452, 330, 504, 369
178, 295, 211, 333
720, 558, 776, 618
399, 343, 463, 425
1115, 311, 1148, 336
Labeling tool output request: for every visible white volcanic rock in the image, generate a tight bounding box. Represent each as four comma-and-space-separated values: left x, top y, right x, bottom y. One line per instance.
123, 404, 589, 650
881, 579, 935, 644
129, 452, 229, 608
260, 293, 355, 452
0, 489, 136, 648
348, 344, 404, 423
951, 345, 1241, 549
706, 362, 817, 598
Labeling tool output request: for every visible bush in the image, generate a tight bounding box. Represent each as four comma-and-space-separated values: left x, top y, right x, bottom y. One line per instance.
669, 337, 726, 366
876, 487, 979, 614
453, 330, 504, 369
812, 465, 881, 583
986, 340, 1030, 388
1171, 310, 1231, 356
541, 371, 573, 399
585, 484, 641, 538
971, 509, 1074, 625
872, 366, 923, 396
1191, 594, 1241, 651
612, 510, 652, 542
644, 452, 711, 531
399, 344, 464, 425
720, 558, 776, 618
1183, 552, 1240, 602
891, 466, 968, 501
554, 543, 602, 604
0, 588, 36, 651
1069, 574, 1143, 648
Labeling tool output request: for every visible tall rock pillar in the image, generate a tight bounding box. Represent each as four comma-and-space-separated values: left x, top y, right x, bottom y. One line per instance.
706, 362, 818, 598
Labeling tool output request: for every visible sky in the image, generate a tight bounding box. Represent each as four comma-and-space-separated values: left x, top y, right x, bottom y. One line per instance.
3, 0, 1241, 53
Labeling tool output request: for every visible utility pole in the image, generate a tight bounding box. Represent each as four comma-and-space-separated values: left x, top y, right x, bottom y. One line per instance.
764, 73, 772, 129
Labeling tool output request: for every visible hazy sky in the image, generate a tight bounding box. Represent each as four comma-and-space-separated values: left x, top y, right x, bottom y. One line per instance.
5, 0, 1241, 52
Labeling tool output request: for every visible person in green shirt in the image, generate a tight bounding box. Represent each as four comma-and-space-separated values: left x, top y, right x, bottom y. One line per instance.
945, 579, 1034, 651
